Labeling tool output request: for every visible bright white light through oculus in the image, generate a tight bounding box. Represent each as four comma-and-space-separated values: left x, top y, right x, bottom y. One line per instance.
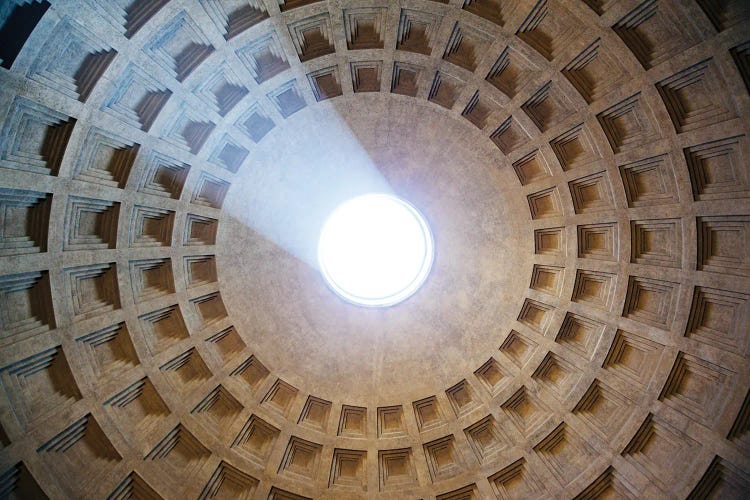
318, 194, 434, 307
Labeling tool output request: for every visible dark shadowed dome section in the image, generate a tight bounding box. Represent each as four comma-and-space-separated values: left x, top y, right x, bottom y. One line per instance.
0, 0, 749, 499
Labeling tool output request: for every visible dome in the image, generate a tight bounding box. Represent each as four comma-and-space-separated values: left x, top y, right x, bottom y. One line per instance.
0, 0, 749, 498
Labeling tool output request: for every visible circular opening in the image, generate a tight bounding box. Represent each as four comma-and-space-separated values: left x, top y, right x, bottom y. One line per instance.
318, 194, 434, 307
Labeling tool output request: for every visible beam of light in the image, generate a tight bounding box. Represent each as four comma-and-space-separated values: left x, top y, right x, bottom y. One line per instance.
221, 105, 395, 269
318, 194, 434, 307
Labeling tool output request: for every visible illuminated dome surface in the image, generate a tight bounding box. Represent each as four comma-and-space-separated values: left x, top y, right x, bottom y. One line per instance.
0, 0, 749, 499
318, 194, 434, 307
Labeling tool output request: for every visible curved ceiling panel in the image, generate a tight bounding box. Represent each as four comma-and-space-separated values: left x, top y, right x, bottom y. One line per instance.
0, 0, 748, 498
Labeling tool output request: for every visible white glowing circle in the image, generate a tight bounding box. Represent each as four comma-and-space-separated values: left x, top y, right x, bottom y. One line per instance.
318, 194, 434, 307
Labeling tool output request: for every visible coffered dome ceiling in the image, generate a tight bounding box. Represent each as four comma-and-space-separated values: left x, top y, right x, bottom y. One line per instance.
0, 0, 748, 498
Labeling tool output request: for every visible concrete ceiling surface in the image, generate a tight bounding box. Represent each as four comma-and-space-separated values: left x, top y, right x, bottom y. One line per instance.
0, 0, 748, 498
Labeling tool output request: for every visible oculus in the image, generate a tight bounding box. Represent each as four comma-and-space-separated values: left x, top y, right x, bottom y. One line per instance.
318, 194, 434, 307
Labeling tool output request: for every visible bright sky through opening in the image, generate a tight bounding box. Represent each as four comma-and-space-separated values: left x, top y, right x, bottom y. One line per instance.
318, 194, 434, 307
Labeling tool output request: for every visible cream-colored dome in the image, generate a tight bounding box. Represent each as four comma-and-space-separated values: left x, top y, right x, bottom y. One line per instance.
0, 0, 748, 498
